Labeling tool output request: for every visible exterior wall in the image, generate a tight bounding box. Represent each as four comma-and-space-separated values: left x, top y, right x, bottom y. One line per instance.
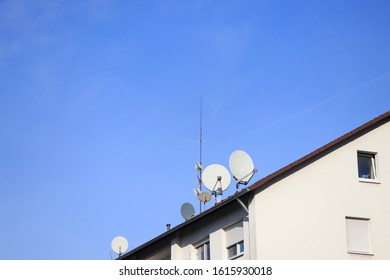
170, 205, 248, 260
253, 122, 390, 259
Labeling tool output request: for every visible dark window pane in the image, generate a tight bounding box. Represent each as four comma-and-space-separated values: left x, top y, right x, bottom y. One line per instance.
228, 245, 237, 258
198, 242, 210, 260
239, 241, 244, 253
197, 245, 204, 260
358, 154, 374, 179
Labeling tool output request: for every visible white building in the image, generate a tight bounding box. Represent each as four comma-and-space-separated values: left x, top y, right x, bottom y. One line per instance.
120, 111, 390, 260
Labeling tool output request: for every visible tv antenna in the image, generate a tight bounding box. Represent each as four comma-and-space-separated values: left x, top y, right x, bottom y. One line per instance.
229, 150, 257, 192
195, 96, 204, 212
111, 236, 129, 258
202, 164, 231, 204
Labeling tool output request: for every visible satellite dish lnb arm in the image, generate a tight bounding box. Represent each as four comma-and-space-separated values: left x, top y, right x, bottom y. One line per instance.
235, 168, 257, 192
237, 168, 257, 184
212, 176, 223, 192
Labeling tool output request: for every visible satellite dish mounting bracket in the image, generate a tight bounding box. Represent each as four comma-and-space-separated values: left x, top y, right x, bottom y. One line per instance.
211, 176, 224, 204
234, 168, 258, 192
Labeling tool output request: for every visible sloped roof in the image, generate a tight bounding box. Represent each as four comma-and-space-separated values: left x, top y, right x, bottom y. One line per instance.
119, 111, 390, 259
249, 111, 390, 192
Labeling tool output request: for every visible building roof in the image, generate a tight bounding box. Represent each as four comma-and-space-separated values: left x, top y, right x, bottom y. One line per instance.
249, 111, 390, 192
119, 111, 390, 259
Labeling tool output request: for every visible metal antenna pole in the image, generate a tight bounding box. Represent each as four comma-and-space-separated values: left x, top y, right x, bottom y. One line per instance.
199, 95, 203, 213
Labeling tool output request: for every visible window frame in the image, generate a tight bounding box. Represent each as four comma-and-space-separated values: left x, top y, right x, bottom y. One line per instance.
227, 240, 244, 260
194, 239, 210, 260
224, 220, 245, 260
357, 151, 379, 183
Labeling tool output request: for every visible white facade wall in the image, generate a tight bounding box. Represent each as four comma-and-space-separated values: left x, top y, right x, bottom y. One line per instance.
170, 207, 248, 260
253, 122, 390, 259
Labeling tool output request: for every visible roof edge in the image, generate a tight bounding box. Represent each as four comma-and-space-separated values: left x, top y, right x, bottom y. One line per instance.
118, 187, 251, 259
119, 111, 389, 260
249, 111, 390, 192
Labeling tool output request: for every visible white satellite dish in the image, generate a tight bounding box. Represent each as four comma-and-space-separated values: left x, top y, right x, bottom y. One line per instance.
181, 202, 195, 220
111, 236, 129, 256
198, 192, 211, 203
229, 150, 257, 191
202, 164, 231, 193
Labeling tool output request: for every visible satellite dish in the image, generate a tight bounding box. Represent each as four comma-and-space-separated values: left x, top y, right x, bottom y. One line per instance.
229, 150, 257, 192
111, 236, 129, 256
229, 150, 255, 182
193, 188, 201, 195
181, 202, 195, 220
198, 192, 211, 203
202, 164, 231, 193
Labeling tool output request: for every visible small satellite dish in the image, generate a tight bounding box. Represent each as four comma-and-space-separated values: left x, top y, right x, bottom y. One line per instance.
198, 192, 211, 203
229, 150, 257, 192
193, 188, 201, 195
111, 236, 129, 256
202, 164, 231, 193
181, 202, 195, 220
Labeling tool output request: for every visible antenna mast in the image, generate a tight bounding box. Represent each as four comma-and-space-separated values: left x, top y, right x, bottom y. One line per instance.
199, 96, 203, 188
198, 96, 203, 212
194, 96, 212, 212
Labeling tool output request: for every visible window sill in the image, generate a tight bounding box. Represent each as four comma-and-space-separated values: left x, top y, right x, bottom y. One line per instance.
348, 251, 374, 256
229, 252, 244, 260
358, 178, 380, 184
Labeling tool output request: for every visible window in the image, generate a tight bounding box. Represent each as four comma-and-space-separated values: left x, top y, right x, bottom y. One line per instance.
225, 221, 244, 259
196, 241, 210, 260
345, 217, 372, 255
227, 240, 244, 259
357, 152, 377, 180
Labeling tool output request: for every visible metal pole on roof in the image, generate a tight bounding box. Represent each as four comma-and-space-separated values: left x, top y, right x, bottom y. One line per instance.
199, 95, 203, 213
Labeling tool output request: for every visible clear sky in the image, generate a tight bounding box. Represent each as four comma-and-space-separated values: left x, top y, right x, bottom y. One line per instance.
0, 0, 389, 260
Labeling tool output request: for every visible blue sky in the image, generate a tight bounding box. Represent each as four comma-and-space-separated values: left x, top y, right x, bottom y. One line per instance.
0, 0, 389, 259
